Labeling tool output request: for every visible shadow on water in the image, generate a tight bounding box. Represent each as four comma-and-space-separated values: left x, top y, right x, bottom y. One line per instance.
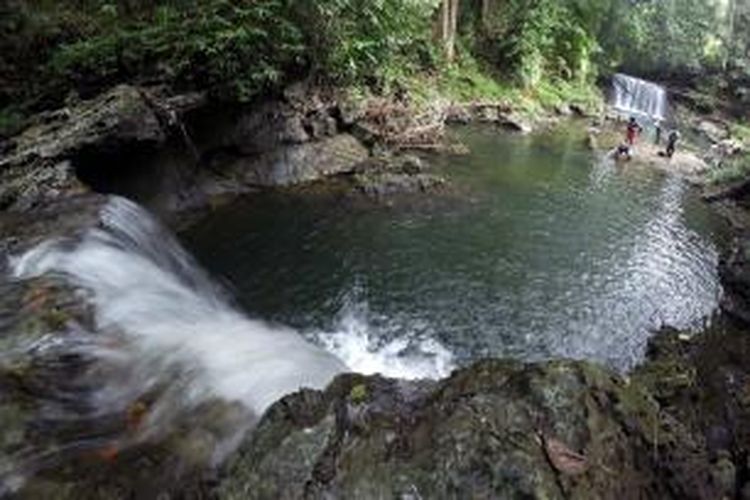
182, 123, 731, 373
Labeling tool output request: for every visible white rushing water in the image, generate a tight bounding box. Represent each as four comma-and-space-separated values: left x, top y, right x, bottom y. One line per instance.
10, 197, 451, 429
611, 73, 667, 121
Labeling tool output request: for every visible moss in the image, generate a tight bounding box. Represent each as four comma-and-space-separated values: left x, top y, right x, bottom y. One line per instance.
349, 383, 369, 404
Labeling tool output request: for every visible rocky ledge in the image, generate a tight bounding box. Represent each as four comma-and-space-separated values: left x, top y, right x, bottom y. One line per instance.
218, 358, 720, 499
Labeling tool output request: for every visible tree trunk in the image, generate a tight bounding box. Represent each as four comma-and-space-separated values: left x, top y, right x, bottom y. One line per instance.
443, 0, 459, 62
481, 0, 491, 31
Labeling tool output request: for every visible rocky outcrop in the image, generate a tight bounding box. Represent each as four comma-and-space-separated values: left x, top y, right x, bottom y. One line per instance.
719, 233, 750, 323
223, 134, 369, 187
351, 154, 447, 198
445, 102, 533, 134
632, 324, 750, 499
217, 360, 717, 499
0, 85, 171, 211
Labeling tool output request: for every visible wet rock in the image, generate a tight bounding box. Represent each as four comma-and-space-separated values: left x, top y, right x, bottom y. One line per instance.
0, 193, 107, 255
350, 154, 445, 198
217, 360, 717, 499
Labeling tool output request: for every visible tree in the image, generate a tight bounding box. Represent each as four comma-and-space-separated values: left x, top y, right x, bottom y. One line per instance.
439, 0, 460, 61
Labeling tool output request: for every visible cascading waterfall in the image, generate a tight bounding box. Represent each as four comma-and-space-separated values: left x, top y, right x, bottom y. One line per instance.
3, 195, 454, 491
610, 73, 668, 121
11, 197, 348, 417
5, 196, 350, 487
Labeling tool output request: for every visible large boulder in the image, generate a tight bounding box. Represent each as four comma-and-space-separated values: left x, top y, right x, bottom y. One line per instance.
217, 359, 717, 499
227, 134, 369, 187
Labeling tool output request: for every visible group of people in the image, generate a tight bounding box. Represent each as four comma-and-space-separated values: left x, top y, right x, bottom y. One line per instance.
615, 116, 679, 161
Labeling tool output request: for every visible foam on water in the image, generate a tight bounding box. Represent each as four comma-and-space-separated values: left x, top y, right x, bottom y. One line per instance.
315, 299, 455, 380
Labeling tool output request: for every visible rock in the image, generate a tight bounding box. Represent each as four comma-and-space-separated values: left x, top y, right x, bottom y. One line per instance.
0, 85, 170, 211
569, 104, 588, 117
232, 134, 369, 187
469, 103, 500, 123
0, 193, 106, 256
554, 104, 572, 116
719, 233, 750, 323
3, 85, 166, 166
696, 120, 729, 144
498, 113, 533, 134
228, 101, 311, 155
444, 104, 472, 125
354, 171, 446, 198
217, 360, 717, 499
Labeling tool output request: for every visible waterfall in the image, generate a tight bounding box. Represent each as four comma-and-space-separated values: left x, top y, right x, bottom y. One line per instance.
11, 197, 347, 417
1, 195, 455, 491
6, 197, 346, 478
610, 73, 668, 121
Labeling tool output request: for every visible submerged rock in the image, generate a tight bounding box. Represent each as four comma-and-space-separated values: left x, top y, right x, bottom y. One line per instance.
217, 360, 716, 499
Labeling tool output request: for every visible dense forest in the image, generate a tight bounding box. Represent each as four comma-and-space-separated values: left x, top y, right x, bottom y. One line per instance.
2, 0, 749, 137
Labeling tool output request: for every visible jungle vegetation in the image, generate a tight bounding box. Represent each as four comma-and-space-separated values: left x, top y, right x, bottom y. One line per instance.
1, 0, 748, 136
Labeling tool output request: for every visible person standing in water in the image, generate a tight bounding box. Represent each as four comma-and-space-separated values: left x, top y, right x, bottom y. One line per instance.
666, 130, 680, 158
626, 116, 642, 146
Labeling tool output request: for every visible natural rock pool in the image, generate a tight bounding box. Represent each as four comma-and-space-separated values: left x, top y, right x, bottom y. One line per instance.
183, 125, 730, 376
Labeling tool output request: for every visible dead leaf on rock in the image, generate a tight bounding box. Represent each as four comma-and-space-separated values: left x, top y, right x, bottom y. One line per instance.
544, 436, 588, 476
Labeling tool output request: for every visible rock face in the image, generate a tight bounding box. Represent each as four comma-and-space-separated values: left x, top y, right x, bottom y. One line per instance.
225, 134, 369, 187
0, 85, 169, 211
217, 360, 717, 499
719, 233, 750, 322
632, 324, 750, 499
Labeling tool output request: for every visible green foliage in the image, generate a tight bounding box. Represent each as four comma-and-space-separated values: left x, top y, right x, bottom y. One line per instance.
605, 0, 721, 74
298, 0, 437, 85
468, 0, 598, 87
48, 1, 306, 102
707, 154, 750, 185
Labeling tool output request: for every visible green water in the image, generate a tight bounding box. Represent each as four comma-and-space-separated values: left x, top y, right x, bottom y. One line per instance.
183, 125, 729, 373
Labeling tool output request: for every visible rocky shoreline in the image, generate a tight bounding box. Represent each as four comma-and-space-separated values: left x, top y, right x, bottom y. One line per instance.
3, 83, 750, 498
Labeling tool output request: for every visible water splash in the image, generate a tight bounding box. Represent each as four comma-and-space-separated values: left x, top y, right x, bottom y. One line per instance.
314, 297, 454, 380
